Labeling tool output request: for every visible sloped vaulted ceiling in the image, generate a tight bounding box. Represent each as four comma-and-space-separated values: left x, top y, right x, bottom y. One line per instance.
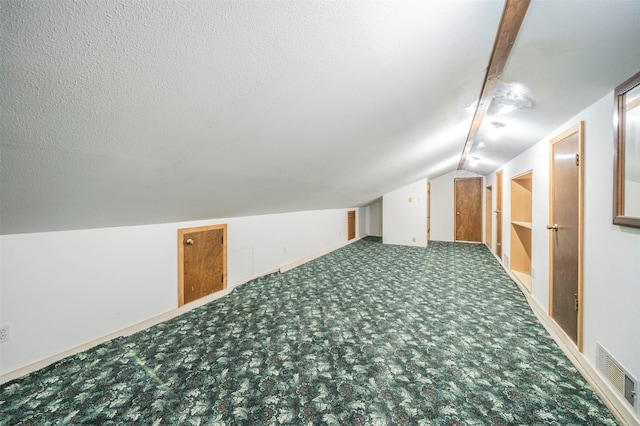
2, 0, 640, 235
1, 0, 504, 234
466, 0, 640, 175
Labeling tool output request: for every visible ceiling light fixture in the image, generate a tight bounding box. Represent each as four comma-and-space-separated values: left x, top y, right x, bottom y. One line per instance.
488, 82, 533, 115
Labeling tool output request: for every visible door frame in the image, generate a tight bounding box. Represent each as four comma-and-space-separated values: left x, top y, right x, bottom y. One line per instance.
427, 181, 431, 244
548, 122, 584, 351
496, 170, 503, 259
347, 210, 356, 240
178, 223, 228, 306
485, 185, 492, 249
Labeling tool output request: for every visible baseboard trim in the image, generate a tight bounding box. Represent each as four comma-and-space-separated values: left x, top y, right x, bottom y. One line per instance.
1, 236, 365, 385
0, 282, 244, 385
490, 248, 639, 426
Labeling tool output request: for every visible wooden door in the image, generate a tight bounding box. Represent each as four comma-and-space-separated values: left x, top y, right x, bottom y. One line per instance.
496, 170, 503, 259
454, 177, 483, 242
427, 181, 431, 244
485, 186, 492, 248
178, 224, 227, 306
347, 210, 356, 240
549, 123, 584, 350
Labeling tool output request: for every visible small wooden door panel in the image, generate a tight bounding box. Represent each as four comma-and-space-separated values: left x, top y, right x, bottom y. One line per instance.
178, 224, 227, 306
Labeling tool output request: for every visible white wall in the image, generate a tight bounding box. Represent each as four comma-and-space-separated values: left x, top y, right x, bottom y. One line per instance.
430, 170, 484, 242
485, 139, 549, 308
382, 178, 427, 247
365, 199, 383, 237
486, 92, 640, 386
0, 208, 359, 374
358, 208, 367, 237
581, 94, 640, 380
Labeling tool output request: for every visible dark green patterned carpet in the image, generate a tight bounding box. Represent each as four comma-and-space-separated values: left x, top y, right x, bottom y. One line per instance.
0, 238, 617, 425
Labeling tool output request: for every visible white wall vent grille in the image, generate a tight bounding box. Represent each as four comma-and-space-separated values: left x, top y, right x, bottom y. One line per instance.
606, 357, 625, 394
596, 343, 637, 415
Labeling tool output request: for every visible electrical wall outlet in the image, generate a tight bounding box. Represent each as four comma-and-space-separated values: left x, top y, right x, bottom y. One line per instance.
0, 325, 9, 343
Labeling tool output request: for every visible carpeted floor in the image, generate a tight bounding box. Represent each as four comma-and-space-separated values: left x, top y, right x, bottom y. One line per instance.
0, 237, 617, 425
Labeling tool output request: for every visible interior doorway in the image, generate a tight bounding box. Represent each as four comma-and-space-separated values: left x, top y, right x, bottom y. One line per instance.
496, 170, 503, 259
485, 185, 492, 248
178, 224, 227, 306
454, 177, 483, 242
549, 122, 584, 350
427, 181, 431, 244
347, 210, 356, 240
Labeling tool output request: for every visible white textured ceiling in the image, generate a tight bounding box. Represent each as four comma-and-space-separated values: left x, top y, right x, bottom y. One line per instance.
2, 0, 640, 235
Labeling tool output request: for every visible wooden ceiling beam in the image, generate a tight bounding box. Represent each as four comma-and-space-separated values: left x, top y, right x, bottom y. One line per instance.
458, 0, 531, 170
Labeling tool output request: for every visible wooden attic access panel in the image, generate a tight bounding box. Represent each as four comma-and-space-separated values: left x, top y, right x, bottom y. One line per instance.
178, 224, 227, 306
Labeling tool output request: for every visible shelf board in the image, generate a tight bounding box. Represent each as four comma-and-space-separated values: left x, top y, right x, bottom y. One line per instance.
512, 270, 532, 292
511, 220, 532, 229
